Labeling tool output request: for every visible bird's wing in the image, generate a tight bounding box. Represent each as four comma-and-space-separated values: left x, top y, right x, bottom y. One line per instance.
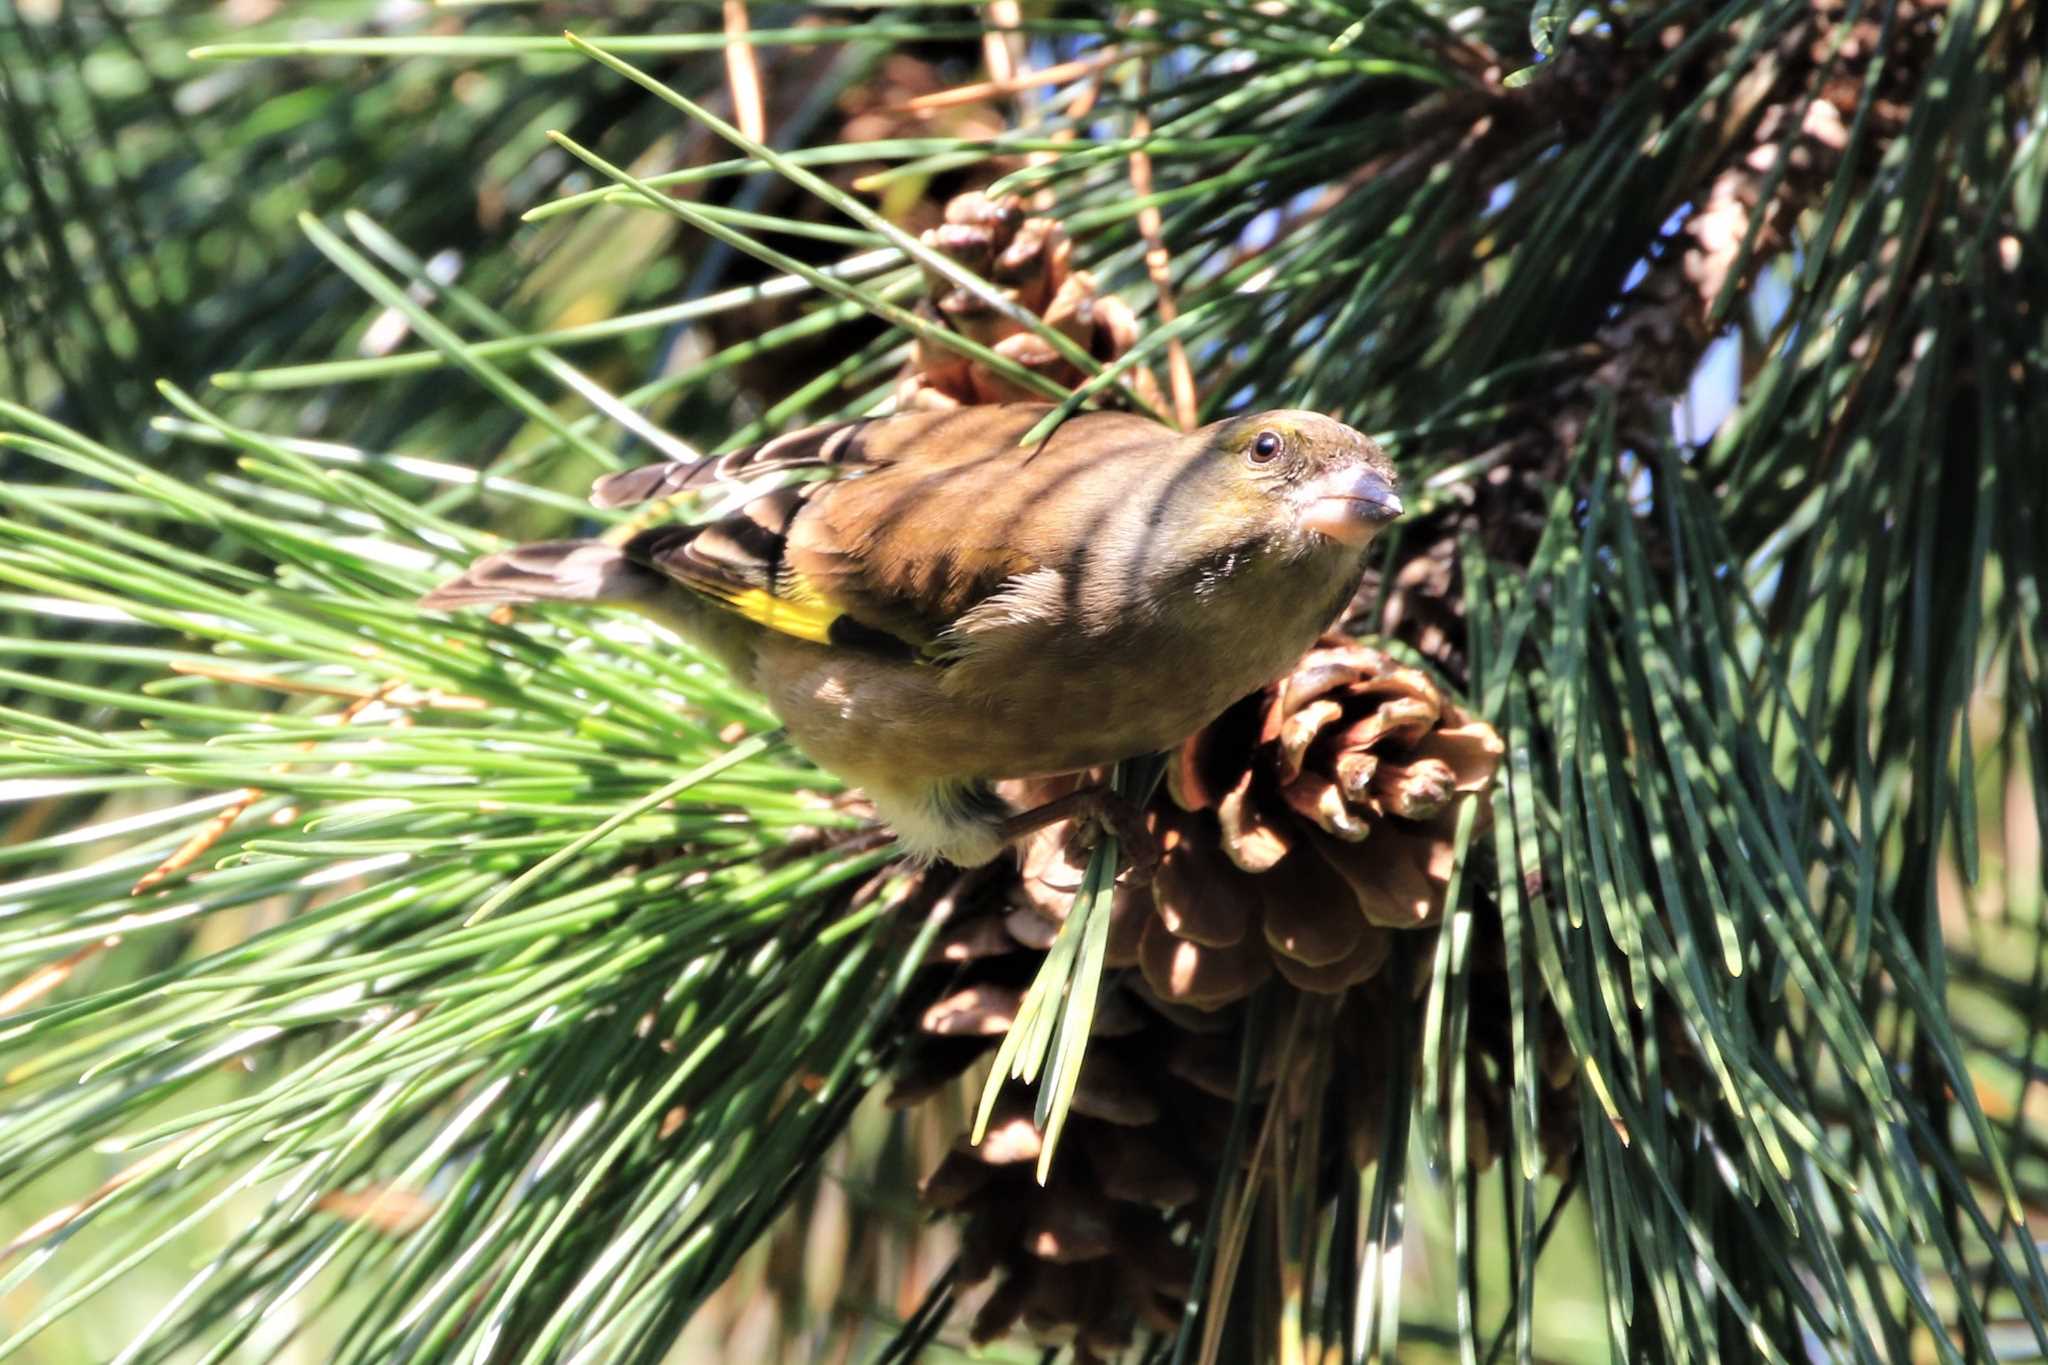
589, 404, 1060, 509
618, 482, 908, 653
610, 404, 1173, 657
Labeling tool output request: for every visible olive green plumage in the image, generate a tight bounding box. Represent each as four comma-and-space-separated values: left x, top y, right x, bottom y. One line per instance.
421, 403, 1402, 865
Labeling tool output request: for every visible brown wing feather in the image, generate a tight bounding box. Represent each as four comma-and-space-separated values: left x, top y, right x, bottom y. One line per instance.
594, 404, 1182, 653
418, 541, 661, 611
589, 404, 1069, 510
784, 406, 1177, 634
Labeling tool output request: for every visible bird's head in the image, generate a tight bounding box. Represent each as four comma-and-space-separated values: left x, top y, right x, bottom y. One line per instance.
1194, 410, 1402, 553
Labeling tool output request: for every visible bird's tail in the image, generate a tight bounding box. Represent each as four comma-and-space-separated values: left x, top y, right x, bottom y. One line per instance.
418, 541, 661, 612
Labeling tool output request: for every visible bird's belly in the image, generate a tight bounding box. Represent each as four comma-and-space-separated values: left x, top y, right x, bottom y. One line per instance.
752, 614, 1319, 786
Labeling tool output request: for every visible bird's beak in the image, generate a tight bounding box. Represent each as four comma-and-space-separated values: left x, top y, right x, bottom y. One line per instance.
1299, 467, 1403, 546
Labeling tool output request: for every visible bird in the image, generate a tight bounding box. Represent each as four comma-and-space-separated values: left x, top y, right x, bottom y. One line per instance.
420, 403, 1402, 868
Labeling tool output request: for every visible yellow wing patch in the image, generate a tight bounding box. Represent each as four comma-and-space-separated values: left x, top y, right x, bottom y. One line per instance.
671, 569, 841, 645
708, 584, 840, 644
625, 514, 922, 655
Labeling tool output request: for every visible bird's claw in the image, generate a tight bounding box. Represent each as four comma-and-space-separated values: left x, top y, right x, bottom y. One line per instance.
1079, 790, 1159, 886
998, 784, 1159, 885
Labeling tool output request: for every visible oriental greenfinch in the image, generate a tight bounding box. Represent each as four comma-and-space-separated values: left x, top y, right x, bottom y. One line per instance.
422, 403, 1402, 866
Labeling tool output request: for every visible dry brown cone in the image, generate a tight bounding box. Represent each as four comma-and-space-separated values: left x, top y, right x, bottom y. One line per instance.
887, 899, 1222, 1359
697, 50, 1016, 404
1151, 636, 1506, 991
893, 191, 1167, 415
877, 639, 1593, 1356
834, 55, 1016, 231
1064, 637, 1584, 1179
896, 919, 1488, 1358
989, 638, 1505, 1021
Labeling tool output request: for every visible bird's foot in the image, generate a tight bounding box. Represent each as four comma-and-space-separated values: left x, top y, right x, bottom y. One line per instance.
996, 785, 1160, 884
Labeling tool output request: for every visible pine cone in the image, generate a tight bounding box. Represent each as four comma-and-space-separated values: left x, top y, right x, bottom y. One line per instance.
892, 913, 1581, 1356
994, 637, 1507, 1019
881, 639, 1554, 1353
836, 57, 1013, 235
889, 895, 1228, 1358
698, 51, 1013, 407
1146, 637, 1506, 1004
894, 192, 1165, 413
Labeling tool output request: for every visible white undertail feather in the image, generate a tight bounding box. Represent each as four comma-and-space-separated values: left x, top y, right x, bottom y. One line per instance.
863, 778, 1013, 866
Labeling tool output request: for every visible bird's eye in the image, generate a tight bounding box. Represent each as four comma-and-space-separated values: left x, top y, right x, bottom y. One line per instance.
1250, 430, 1283, 464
